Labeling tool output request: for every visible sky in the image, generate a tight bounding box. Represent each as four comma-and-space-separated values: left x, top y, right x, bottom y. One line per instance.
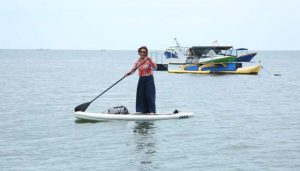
0, 0, 300, 50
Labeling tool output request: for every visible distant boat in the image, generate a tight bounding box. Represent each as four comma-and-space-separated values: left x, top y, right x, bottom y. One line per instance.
163, 38, 188, 59
156, 38, 188, 71
36, 48, 49, 51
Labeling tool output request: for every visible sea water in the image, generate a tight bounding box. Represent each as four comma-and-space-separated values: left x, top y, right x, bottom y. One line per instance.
0, 50, 299, 170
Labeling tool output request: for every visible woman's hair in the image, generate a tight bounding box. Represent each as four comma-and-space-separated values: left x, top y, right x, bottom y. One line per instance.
138, 46, 148, 56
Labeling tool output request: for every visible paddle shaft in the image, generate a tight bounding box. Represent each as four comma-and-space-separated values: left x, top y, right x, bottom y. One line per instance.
90, 76, 126, 103
89, 58, 149, 103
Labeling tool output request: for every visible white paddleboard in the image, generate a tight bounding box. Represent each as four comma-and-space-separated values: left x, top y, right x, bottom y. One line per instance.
75, 111, 194, 121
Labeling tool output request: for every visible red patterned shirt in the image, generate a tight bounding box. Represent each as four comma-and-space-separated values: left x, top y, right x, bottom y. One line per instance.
130, 57, 157, 77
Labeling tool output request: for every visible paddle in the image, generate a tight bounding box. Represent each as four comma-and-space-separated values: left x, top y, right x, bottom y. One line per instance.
74, 58, 149, 112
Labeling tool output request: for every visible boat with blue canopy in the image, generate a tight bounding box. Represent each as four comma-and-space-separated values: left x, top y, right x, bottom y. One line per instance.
225, 48, 257, 62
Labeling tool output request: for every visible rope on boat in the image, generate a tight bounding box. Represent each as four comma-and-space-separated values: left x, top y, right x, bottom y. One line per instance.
251, 60, 281, 76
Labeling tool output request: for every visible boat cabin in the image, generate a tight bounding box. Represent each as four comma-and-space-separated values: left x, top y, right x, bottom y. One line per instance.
188, 46, 233, 57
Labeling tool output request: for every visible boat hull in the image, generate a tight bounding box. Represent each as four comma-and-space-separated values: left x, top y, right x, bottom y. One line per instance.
168, 64, 261, 74
235, 52, 257, 62
156, 64, 168, 71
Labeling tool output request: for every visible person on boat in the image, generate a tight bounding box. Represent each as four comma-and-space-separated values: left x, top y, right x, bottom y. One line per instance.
126, 46, 157, 114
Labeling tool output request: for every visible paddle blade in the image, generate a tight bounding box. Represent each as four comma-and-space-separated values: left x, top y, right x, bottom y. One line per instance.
74, 102, 91, 112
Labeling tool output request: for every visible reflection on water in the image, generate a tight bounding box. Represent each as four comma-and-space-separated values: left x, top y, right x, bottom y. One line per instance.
133, 121, 155, 134
74, 119, 110, 124
74, 119, 99, 124
133, 122, 158, 170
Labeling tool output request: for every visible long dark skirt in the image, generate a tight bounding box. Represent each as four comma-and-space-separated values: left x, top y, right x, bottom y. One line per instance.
136, 75, 156, 113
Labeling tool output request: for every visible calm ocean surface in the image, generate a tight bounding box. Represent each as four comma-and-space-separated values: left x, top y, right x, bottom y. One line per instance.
0, 49, 299, 170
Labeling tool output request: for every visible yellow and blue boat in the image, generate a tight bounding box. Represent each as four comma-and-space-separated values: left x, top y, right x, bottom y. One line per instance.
168, 63, 261, 74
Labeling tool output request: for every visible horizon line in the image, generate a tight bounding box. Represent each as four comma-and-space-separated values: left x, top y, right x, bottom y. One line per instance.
1, 48, 300, 51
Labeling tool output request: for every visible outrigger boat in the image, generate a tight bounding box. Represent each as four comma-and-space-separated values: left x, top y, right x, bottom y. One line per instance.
168, 62, 261, 74
161, 41, 258, 73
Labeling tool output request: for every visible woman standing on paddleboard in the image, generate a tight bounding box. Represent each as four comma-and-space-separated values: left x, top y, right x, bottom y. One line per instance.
126, 46, 157, 114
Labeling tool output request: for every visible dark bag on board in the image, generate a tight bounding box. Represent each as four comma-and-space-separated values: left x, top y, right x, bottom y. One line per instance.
107, 106, 129, 114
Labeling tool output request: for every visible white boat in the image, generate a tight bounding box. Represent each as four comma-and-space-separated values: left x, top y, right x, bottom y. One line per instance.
75, 111, 194, 121
163, 38, 188, 58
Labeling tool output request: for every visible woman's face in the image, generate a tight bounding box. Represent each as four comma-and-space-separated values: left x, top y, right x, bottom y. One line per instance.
139, 49, 147, 57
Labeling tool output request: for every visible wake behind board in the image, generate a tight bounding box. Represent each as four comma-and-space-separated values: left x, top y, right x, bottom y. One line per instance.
75, 111, 194, 121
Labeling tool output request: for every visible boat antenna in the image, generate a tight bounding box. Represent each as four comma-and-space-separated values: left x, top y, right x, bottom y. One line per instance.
212, 40, 219, 46
174, 37, 180, 47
